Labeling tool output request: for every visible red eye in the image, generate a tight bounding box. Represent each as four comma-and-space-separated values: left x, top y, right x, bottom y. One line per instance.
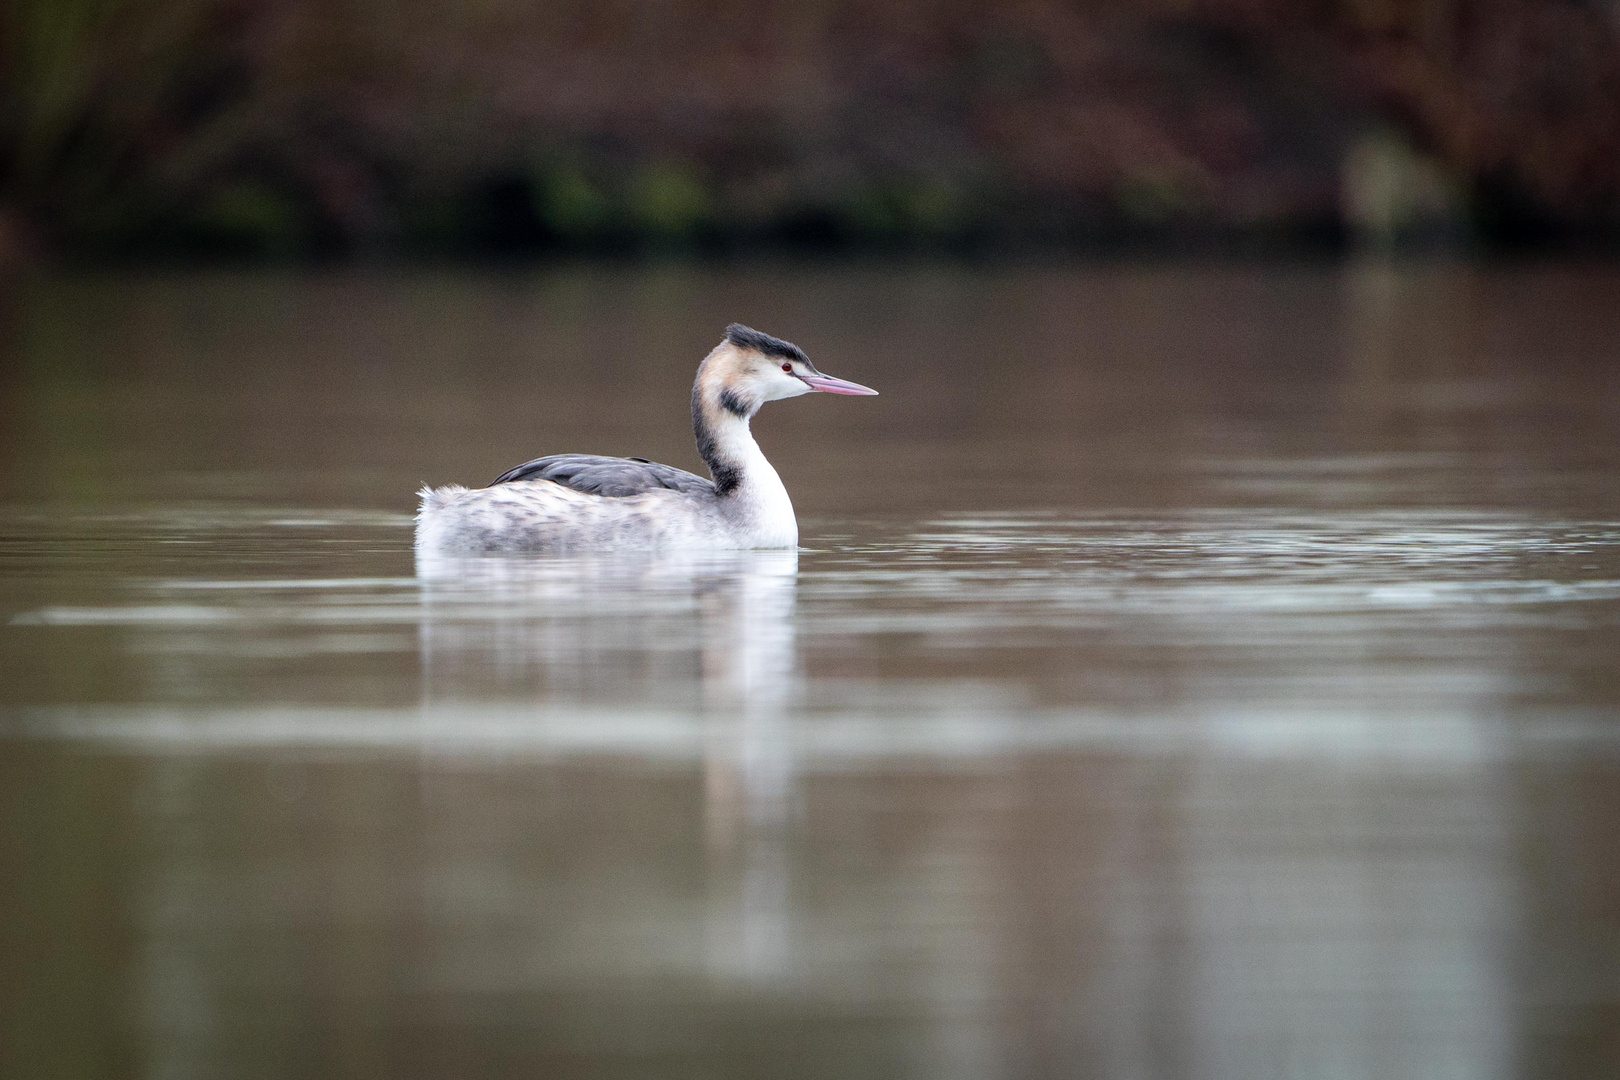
782, 363, 793, 372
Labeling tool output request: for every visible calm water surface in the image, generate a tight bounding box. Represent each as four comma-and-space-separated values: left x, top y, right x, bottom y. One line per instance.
2, 263, 1619, 1079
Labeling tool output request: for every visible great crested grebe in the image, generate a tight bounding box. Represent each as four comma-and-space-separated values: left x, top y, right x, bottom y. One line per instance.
415, 324, 877, 553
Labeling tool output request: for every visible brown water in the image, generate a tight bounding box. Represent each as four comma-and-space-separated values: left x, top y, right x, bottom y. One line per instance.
2, 263, 1619, 1080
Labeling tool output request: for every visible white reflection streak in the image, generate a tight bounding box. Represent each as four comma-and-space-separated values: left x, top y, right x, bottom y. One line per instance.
134, 759, 216, 1080
699, 552, 800, 983
414, 546, 804, 984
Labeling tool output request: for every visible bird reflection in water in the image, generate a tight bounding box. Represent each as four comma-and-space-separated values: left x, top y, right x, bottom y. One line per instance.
415, 547, 802, 982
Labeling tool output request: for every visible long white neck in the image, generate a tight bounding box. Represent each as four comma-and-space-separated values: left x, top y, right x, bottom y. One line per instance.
693, 384, 798, 547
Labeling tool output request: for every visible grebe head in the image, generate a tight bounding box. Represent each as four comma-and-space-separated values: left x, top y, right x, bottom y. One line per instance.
698, 324, 878, 418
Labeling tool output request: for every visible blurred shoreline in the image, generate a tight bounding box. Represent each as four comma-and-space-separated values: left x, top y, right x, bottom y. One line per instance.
5, 0, 1619, 264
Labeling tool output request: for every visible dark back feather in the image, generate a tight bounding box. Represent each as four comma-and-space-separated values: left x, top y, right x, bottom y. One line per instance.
489, 454, 716, 497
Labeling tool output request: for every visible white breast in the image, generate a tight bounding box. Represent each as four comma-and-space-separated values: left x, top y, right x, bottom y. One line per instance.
723, 441, 799, 549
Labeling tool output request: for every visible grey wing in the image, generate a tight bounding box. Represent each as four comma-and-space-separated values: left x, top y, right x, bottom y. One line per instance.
489, 454, 716, 497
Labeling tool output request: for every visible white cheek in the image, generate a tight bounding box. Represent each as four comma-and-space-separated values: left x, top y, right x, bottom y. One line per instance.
763, 370, 812, 401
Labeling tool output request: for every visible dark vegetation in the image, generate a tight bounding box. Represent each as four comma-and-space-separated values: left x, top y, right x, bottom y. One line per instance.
3, 0, 1618, 260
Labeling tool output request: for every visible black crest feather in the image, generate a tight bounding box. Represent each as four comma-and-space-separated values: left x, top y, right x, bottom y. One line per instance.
724, 324, 807, 363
